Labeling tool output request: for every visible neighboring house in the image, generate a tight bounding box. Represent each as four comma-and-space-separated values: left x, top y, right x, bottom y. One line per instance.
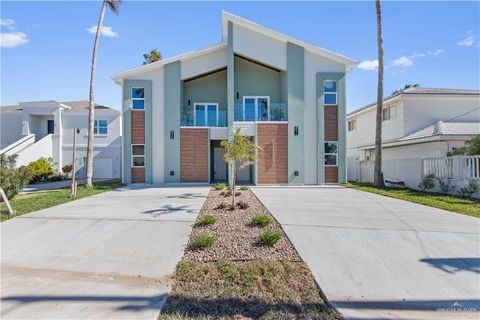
0, 100, 122, 179
111, 11, 357, 185
346, 87, 480, 183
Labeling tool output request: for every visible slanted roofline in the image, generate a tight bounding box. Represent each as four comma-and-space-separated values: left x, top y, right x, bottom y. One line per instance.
111, 11, 357, 84
221, 11, 357, 70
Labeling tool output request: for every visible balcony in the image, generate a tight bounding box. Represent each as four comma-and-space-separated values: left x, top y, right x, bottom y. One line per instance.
234, 102, 287, 122
181, 106, 227, 127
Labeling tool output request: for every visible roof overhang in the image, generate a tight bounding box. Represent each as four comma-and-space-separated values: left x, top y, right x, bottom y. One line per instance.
357, 134, 475, 150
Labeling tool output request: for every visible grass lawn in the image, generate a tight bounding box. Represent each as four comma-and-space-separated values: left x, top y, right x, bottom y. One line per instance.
160, 260, 338, 320
345, 182, 480, 218
1, 179, 125, 222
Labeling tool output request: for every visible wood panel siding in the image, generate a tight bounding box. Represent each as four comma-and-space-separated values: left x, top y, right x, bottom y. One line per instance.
131, 111, 145, 144
131, 167, 145, 183
257, 123, 288, 184
180, 128, 209, 182
324, 105, 338, 141
325, 166, 338, 183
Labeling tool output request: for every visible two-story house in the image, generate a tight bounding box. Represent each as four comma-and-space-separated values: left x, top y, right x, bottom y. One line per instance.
346, 87, 480, 181
112, 12, 357, 185
0, 100, 122, 179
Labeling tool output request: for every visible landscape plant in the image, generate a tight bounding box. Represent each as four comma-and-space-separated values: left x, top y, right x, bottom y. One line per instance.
260, 230, 282, 246
438, 179, 453, 195
62, 164, 73, 177
418, 173, 435, 192
214, 182, 225, 191
26, 157, 55, 183
252, 215, 273, 227
221, 128, 257, 207
0, 154, 31, 200
457, 178, 479, 199
196, 215, 217, 226
192, 235, 216, 249
240, 186, 249, 191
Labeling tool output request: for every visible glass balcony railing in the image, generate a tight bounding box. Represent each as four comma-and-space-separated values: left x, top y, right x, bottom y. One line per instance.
180, 109, 227, 127
234, 103, 287, 122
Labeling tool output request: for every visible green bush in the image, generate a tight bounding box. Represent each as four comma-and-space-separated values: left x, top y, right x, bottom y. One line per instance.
0, 154, 31, 199
214, 183, 225, 191
418, 173, 435, 192
457, 178, 479, 199
27, 157, 55, 183
192, 235, 216, 249
47, 172, 67, 182
260, 230, 282, 246
196, 215, 217, 226
240, 186, 249, 191
252, 215, 273, 227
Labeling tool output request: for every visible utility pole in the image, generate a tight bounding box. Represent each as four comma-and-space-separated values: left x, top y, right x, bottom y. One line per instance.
70, 128, 80, 197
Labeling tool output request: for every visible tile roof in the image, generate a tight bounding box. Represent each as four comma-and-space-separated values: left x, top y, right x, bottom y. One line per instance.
400, 121, 480, 141
0, 100, 116, 111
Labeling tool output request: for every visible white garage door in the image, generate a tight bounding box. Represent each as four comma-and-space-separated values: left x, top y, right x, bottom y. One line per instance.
93, 157, 113, 179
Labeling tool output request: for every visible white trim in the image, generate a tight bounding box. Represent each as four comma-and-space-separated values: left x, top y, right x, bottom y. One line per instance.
193, 102, 219, 127
323, 80, 338, 106
131, 144, 145, 168
131, 87, 145, 110
324, 141, 338, 167
94, 119, 108, 136
242, 96, 270, 121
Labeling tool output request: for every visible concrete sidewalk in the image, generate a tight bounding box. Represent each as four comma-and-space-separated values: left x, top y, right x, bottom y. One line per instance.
252, 186, 480, 320
22, 178, 109, 193
1, 185, 209, 320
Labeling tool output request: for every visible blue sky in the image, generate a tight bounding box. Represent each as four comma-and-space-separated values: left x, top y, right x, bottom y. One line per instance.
1, 1, 479, 112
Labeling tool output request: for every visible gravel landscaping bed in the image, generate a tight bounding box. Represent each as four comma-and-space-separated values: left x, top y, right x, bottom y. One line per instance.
182, 189, 300, 262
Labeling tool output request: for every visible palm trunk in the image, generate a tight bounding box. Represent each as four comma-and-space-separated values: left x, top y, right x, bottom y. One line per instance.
374, 0, 385, 187
86, 1, 107, 187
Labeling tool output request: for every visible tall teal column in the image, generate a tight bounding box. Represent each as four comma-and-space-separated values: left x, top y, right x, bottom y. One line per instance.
164, 61, 181, 182
316, 72, 346, 184
123, 79, 152, 184
287, 42, 305, 184
227, 21, 234, 134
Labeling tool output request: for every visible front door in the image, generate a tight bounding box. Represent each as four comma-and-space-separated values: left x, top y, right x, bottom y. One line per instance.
213, 147, 227, 181
47, 120, 54, 134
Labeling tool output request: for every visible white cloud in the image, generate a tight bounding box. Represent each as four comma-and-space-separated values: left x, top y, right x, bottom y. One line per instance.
357, 59, 379, 71
0, 19, 16, 30
0, 32, 28, 48
391, 56, 413, 67
458, 35, 475, 47
86, 25, 118, 37
410, 49, 445, 59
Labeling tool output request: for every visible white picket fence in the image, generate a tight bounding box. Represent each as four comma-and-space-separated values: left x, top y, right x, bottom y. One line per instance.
422, 155, 480, 180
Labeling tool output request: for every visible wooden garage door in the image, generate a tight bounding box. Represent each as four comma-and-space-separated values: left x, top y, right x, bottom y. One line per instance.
257, 123, 288, 184
180, 128, 209, 182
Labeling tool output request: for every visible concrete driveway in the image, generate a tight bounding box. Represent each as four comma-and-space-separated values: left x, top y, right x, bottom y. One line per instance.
252, 186, 480, 320
1, 185, 209, 320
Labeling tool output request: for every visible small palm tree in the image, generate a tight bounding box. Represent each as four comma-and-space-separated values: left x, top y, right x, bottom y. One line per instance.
143, 49, 162, 65
221, 128, 257, 207
85, 0, 121, 187
374, 0, 385, 187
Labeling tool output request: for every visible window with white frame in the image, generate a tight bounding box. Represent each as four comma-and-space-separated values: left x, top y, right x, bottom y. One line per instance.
348, 119, 357, 131
131, 144, 145, 167
94, 120, 108, 135
194, 103, 218, 127
131, 88, 145, 110
325, 141, 338, 166
324, 80, 337, 105
383, 103, 397, 121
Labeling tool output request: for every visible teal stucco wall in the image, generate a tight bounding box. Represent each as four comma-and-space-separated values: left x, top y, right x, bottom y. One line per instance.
316, 72, 346, 184
122, 79, 153, 184
164, 61, 181, 182
287, 42, 305, 184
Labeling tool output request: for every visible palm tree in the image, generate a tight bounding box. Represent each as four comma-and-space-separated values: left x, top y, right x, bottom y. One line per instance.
374, 0, 385, 186
85, 0, 121, 187
392, 83, 419, 95
143, 49, 162, 65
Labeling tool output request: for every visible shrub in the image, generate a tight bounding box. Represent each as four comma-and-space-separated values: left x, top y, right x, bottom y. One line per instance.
240, 186, 249, 191
214, 183, 225, 191
438, 179, 453, 195
215, 203, 227, 210
236, 200, 249, 209
192, 235, 216, 249
62, 164, 73, 176
0, 154, 31, 200
252, 215, 273, 227
196, 215, 217, 226
47, 172, 67, 182
418, 173, 435, 192
235, 191, 241, 197
260, 230, 282, 246
27, 157, 55, 183
457, 178, 479, 199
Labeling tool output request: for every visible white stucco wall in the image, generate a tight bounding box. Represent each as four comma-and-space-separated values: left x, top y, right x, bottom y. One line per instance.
303, 51, 346, 184
233, 24, 286, 70
382, 140, 467, 160
131, 67, 165, 183
0, 111, 23, 148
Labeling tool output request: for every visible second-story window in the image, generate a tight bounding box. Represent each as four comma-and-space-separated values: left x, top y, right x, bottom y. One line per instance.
348, 119, 357, 131
131, 87, 145, 110
94, 120, 108, 135
383, 103, 397, 121
324, 80, 337, 105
